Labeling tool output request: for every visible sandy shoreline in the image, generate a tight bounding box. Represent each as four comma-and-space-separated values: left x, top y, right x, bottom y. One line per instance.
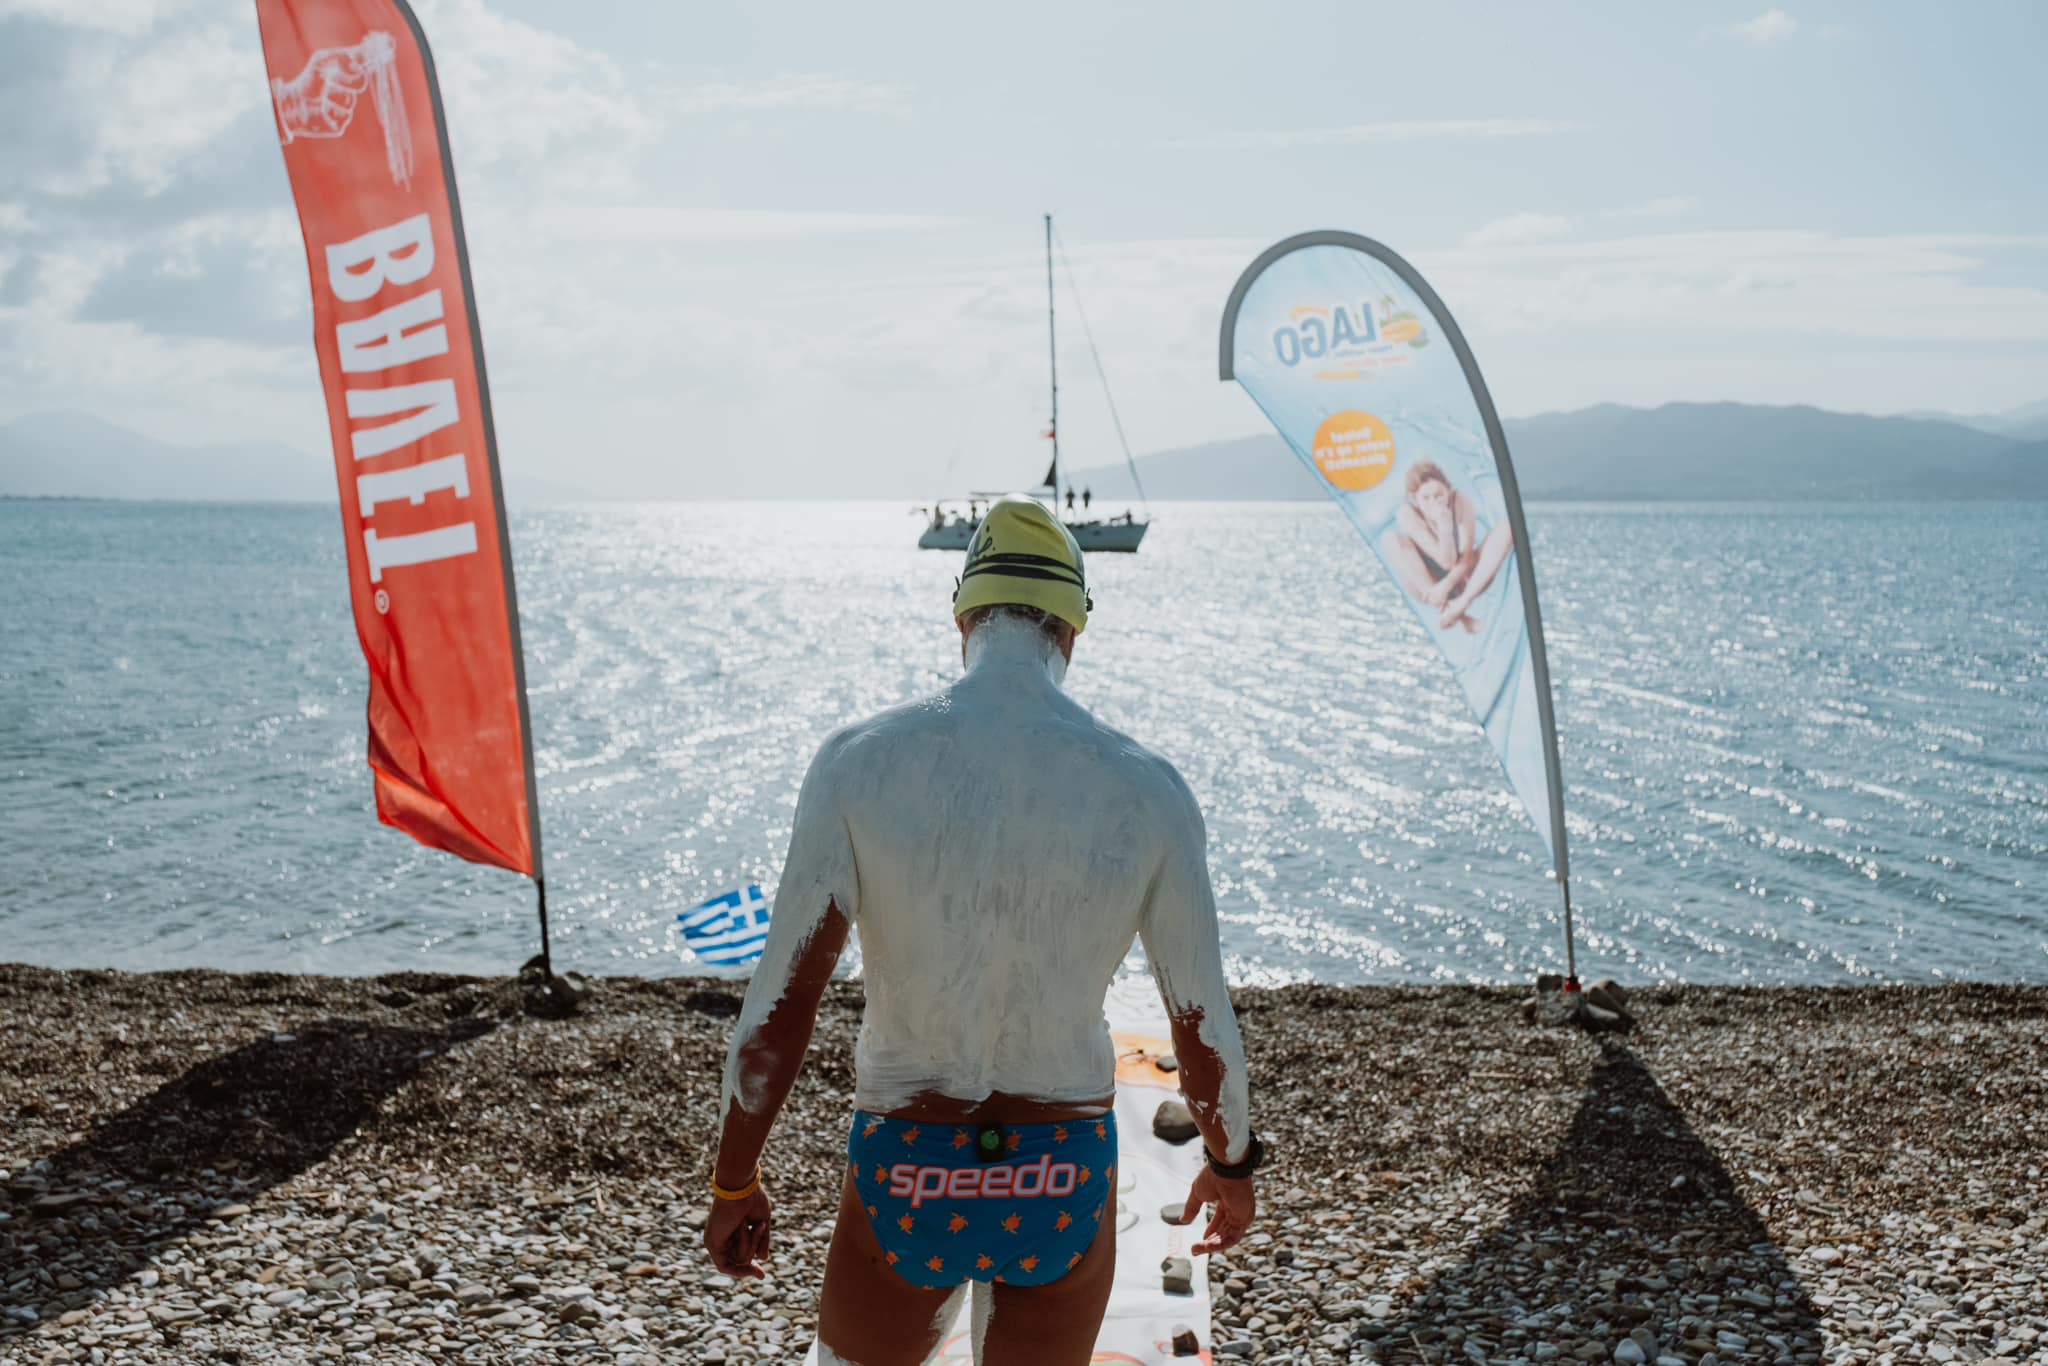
0, 965, 2042, 1365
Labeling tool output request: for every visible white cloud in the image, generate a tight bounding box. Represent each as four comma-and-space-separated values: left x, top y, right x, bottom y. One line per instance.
46, 19, 265, 196
1730, 9, 1798, 43
9, 241, 118, 318
670, 76, 908, 116
0, 0, 207, 37
413, 0, 658, 195
0, 302, 315, 444
1159, 118, 1579, 152
1425, 230, 2048, 343
1464, 213, 1574, 248
529, 206, 960, 244
1611, 196, 1694, 220
413, 11, 912, 196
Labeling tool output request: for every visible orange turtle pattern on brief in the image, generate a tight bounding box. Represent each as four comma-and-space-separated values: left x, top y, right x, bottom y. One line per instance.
851, 1109, 1115, 1290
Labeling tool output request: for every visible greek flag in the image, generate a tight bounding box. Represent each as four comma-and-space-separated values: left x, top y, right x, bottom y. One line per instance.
679, 884, 771, 966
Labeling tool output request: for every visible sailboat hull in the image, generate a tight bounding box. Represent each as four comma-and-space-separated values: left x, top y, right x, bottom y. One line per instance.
917, 518, 1149, 553
1071, 519, 1148, 553
917, 521, 976, 551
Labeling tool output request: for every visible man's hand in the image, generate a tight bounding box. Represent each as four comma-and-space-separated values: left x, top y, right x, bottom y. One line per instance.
273, 44, 374, 142
1176, 1165, 1255, 1256
703, 1186, 773, 1280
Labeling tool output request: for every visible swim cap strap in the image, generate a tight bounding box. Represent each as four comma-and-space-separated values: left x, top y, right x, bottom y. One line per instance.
959, 550, 1085, 591
954, 570, 1093, 617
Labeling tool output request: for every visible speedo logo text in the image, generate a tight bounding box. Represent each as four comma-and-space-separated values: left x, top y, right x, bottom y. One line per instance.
888, 1156, 1080, 1209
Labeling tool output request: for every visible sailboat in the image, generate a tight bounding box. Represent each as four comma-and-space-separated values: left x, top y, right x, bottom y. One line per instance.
918, 215, 1151, 553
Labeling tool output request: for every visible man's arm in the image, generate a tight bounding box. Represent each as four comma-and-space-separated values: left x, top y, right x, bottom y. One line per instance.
1137, 766, 1252, 1165
703, 740, 856, 1276
710, 903, 848, 1188
712, 739, 859, 1188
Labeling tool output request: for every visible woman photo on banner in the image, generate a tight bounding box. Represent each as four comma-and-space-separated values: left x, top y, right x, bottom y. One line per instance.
1380, 458, 1517, 635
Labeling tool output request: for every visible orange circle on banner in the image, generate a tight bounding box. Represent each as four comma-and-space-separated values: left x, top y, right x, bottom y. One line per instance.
1312, 411, 1395, 491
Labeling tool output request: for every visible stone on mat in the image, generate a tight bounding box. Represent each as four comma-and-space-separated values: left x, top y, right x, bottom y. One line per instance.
1152, 1100, 1199, 1143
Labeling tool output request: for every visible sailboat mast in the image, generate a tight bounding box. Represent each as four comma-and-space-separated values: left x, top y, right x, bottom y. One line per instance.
1045, 212, 1059, 511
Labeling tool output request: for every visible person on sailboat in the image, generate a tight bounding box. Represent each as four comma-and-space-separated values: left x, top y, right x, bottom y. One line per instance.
1065, 488, 1076, 513
704, 494, 1260, 1364
1082, 486, 1092, 511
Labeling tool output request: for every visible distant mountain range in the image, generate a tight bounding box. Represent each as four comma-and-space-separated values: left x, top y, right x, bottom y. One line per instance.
1068, 401, 2048, 502
0, 411, 588, 504
5, 401, 2046, 504
0, 412, 329, 504
1911, 397, 2048, 444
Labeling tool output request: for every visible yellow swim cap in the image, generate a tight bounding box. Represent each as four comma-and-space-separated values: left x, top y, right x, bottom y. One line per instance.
951, 494, 1090, 634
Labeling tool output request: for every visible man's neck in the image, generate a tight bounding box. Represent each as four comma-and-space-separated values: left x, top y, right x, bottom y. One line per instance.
963, 615, 1066, 687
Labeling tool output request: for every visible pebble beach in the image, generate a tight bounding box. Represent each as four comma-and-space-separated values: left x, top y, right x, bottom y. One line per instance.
1, 965, 2042, 1365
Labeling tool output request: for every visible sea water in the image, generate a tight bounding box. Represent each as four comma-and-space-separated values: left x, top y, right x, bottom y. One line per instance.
1, 499, 2042, 985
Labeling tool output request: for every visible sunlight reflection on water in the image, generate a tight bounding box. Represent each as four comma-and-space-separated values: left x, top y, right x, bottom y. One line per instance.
2, 499, 2042, 985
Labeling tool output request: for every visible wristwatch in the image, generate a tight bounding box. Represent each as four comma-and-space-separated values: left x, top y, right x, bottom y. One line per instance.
1204, 1132, 1264, 1180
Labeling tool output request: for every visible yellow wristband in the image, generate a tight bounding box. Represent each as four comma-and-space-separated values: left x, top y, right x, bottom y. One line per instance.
711, 1167, 762, 1202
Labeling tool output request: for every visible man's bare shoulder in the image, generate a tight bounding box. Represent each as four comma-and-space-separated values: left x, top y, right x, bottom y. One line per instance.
1054, 704, 1207, 832
1128, 736, 1207, 833
801, 693, 956, 785
804, 688, 1197, 824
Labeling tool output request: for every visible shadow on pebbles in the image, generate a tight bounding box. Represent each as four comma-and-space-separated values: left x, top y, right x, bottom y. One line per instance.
0, 966, 2043, 1365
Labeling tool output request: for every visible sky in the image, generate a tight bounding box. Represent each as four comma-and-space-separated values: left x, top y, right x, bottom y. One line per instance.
1, 0, 2044, 498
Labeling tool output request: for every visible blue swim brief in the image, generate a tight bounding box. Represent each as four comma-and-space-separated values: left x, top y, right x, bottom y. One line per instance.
846, 1109, 1117, 1289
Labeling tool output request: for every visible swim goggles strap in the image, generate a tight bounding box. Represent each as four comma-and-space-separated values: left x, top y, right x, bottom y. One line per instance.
710, 1165, 763, 1201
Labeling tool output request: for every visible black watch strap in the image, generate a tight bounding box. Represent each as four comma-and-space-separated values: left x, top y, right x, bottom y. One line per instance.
1205, 1131, 1264, 1180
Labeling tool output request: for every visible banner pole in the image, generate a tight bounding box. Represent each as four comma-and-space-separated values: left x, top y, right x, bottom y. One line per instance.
1561, 881, 1577, 986
535, 877, 553, 979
